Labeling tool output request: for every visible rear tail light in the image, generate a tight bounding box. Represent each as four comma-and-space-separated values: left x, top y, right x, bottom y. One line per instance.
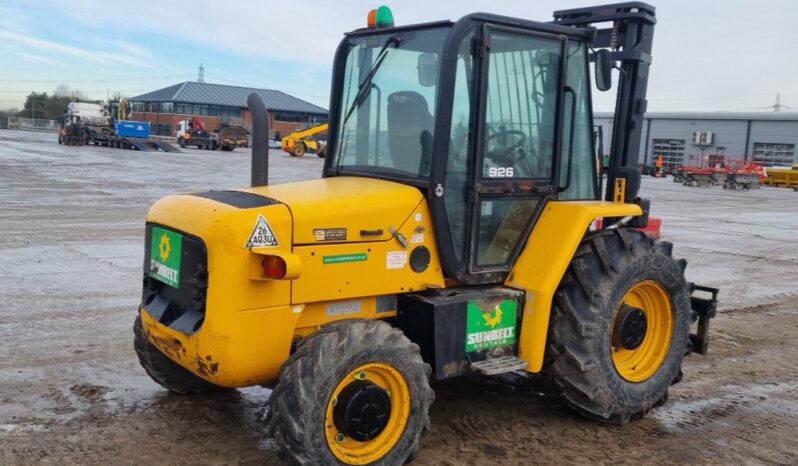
251, 250, 301, 280
261, 255, 287, 279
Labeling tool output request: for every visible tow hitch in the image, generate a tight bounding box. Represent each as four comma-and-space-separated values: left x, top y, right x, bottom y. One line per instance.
688, 284, 719, 355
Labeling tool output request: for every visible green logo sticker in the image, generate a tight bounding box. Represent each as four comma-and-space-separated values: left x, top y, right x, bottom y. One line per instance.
149, 227, 183, 288
465, 299, 517, 352
322, 253, 368, 264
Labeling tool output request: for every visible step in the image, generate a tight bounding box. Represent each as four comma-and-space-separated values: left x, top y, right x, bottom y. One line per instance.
470, 356, 528, 375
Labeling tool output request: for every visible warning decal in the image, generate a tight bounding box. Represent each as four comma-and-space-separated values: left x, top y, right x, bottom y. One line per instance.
246, 215, 279, 248
386, 251, 407, 269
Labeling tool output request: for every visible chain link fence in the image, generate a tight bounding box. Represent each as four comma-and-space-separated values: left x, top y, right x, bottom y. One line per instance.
5, 117, 59, 132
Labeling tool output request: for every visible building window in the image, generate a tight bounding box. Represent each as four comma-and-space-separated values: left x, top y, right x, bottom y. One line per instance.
651, 139, 685, 167
274, 111, 327, 123
309, 114, 328, 124
274, 111, 303, 122
752, 142, 794, 167
218, 107, 241, 124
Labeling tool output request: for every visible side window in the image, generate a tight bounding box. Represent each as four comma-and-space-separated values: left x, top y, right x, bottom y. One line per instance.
559, 42, 598, 200
444, 31, 476, 261
474, 31, 562, 267
482, 33, 562, 180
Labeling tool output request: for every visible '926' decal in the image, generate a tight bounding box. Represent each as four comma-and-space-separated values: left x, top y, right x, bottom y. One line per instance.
487, 167, 514, 178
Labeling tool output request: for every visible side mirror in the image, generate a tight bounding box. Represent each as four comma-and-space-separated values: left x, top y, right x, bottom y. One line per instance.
595, 49, 612, 91
417, 53, 438, 87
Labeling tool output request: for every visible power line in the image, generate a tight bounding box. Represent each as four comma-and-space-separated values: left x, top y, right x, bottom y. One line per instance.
0, 74, 194, 83
204, 74, 329, 100
0, 89, 155, 94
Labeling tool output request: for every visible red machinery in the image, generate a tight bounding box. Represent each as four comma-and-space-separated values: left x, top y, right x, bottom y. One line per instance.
675, 155, 766, 187
594, 216, 662, 239
725, 159, 767, 182
190, 116, 206, 131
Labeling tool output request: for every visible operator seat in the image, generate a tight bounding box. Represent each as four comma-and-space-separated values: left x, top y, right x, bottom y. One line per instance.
387, 91, 434, 174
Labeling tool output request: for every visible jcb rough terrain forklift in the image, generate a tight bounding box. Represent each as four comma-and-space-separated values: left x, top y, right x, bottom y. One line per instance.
282, 123, 329, 157
135, 3, 718, 464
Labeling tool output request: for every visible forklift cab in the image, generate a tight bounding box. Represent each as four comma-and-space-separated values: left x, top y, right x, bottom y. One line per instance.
325, 13, 602, 284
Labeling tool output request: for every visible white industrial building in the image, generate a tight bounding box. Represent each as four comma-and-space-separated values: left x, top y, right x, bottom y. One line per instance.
595, 112, 798, 167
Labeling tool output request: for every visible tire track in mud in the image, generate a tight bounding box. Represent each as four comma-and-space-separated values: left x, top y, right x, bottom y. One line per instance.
652, 298, 798, 464
651, 382, 798, 463
678, 245, 798, 265
720, 291, 798, 314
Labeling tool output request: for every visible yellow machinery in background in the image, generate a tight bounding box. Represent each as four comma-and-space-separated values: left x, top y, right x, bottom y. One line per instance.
765, 163, 798, 188
281, 122, 328, 157
117, 97, 129, 121
134, 4, 719, 465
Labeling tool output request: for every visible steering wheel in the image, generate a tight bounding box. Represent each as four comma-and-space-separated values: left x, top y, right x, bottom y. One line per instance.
485, 129, 527, 165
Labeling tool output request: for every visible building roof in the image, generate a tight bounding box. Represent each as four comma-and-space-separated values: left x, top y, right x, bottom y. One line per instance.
131, 81, 327, 115
595, 111, 798, 121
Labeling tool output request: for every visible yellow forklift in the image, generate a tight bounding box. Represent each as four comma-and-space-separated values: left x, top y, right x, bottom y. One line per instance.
135, 4, 718, 464
282, 123, 329, 157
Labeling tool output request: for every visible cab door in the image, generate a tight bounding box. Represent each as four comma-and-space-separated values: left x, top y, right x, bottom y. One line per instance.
434, 24, 569, 283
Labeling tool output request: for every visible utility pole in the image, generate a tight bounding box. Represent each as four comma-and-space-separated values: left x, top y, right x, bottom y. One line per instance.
773, 93, 783, 112
198, 64, 205, 83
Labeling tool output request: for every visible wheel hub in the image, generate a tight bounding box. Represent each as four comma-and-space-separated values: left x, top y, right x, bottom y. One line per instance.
333, 379, 392, 442
613, 304, 648, 350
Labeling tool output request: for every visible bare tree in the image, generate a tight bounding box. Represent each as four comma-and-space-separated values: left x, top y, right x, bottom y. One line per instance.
53, 84, 87, 100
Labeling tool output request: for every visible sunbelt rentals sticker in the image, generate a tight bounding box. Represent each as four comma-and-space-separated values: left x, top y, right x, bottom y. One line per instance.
465, 299, 517, 352
149, 227, 182, 288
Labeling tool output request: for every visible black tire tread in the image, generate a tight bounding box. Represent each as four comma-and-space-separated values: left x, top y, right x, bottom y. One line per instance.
133, 316, 224, 395
546, 228, 691, 424
268, 319, 434, 465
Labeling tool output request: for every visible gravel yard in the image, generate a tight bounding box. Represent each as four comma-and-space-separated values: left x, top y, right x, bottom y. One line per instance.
1, 129, 797, 465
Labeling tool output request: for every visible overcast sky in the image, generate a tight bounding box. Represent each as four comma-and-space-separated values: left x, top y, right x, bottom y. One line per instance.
1, 0, 797, 113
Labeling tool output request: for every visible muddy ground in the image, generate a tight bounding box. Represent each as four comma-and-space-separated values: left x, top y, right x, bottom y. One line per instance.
1, 129, 797, 465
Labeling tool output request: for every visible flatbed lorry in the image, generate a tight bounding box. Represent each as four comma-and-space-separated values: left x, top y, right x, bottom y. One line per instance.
58, 101, 179, 152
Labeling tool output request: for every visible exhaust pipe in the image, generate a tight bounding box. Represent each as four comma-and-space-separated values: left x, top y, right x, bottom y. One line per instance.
248, 93, 269, 187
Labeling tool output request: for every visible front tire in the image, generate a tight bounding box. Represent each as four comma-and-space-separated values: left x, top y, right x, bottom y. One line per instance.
291, 142, 305, 157
133, 315, 227, 394
546, 228, 691, 424
268, 319, 434, 465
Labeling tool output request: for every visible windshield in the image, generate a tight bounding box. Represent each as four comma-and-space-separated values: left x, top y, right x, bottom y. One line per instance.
333, 27, 449, 178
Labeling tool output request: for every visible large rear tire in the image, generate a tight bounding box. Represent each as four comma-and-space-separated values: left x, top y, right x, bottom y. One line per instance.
133, 316, 227, 394
546, 228, 691, 424
268, 319, 434, 465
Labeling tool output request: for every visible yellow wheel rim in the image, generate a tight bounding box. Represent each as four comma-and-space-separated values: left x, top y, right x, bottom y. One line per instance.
324, 363, 411, 465
611, 280, 674, 382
